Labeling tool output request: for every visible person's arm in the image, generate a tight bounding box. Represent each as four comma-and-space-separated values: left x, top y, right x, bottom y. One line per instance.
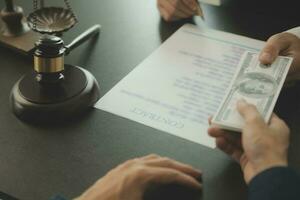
248, 167, 300, 200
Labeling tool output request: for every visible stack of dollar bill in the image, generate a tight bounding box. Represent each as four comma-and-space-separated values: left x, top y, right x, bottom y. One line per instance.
212, 51, 293, 132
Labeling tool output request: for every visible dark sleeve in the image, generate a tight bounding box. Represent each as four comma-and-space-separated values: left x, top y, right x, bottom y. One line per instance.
49, 195, 68, 200
248, 167, 300, 200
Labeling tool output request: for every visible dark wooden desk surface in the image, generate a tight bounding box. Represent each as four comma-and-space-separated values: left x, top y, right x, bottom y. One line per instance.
0, 0, 300, 199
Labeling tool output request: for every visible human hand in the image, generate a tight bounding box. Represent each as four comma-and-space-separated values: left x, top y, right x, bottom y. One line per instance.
157, 0, 199, 22
76, 154, 202, 200
259, 32, 300, 82
208, 100, 290, 184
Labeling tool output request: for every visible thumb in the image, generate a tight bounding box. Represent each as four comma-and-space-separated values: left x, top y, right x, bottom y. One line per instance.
237, 99, 264, 126
259, 33, 290, 65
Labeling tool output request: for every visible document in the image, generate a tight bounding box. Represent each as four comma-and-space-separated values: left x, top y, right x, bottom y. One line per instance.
95, 24, 265, 148
212, 51, 292, 132
199, 0, 221, 6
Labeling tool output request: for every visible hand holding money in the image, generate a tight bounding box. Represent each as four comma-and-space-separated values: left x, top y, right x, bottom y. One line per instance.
208, 100, 290, 184
212, 51, 293, 132
157, 0, 203, 22
260, 32, 300, 83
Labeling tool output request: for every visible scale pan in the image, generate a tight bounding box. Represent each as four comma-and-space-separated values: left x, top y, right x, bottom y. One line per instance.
27, 7, 77, 34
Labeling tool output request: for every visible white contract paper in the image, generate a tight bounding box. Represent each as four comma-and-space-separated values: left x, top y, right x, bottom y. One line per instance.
199, 0, 221, 6
95, 24, 265, 148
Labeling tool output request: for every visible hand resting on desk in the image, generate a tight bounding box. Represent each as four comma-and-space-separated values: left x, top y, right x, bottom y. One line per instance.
75, 154, 202, 200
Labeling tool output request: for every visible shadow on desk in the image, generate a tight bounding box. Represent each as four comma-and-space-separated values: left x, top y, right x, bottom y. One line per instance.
144, 182, 202, 200
19, 108, 97, 129
0, 191, 19, 200
159, 19, 196, 43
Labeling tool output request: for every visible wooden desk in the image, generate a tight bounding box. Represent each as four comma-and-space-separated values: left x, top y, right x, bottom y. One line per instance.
0, 0, 299, 199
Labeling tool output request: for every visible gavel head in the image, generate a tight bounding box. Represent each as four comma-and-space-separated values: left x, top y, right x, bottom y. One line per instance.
33, 35, 66, 84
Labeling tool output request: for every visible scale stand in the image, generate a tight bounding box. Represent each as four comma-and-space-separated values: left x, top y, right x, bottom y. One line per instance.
0, 0, 40, 54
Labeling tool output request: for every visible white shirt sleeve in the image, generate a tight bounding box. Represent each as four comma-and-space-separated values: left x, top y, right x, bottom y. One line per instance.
286, 26, 300, 38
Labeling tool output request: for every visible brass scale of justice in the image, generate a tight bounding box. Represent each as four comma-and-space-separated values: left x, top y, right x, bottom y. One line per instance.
8, 0, 101, 123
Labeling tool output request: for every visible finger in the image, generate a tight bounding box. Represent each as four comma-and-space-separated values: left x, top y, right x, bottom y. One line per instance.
239, 154, 249, 170
269, 113, 281, 125
231, 149, 244, 163
208, 127, 242, 148
215, 137, 243, 162
176, 0, 197, 16
148, 167, 202, 190
269, 113, 289, 133
158, 3, 184, 21
216, 137, 239, 157
140, 154, 161, 161
288, 51, 300, 75
237, 99, 264, 125
216, 136, 242, 155
158, 1, 175, 21
208, 126, 229, 137
215, 137, 229, 152
259, 33, 292, 65
208, 116, 212, 125
146, 157, 202, 178
158, 4, 176, 21
182, 0, 198, 11
163, 0, 193, 20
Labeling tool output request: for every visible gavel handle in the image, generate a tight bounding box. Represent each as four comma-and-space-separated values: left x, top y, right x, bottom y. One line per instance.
65, 24, 101, 55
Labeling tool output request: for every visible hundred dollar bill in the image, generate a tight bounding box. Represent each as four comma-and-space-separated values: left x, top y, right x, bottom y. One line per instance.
212, 51, 293, 132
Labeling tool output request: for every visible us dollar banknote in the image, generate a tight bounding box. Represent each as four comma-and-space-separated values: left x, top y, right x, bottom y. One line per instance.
212, 51, 293, 132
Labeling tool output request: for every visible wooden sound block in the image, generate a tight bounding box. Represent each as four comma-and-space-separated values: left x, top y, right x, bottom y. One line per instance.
10, 65, 100, 124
